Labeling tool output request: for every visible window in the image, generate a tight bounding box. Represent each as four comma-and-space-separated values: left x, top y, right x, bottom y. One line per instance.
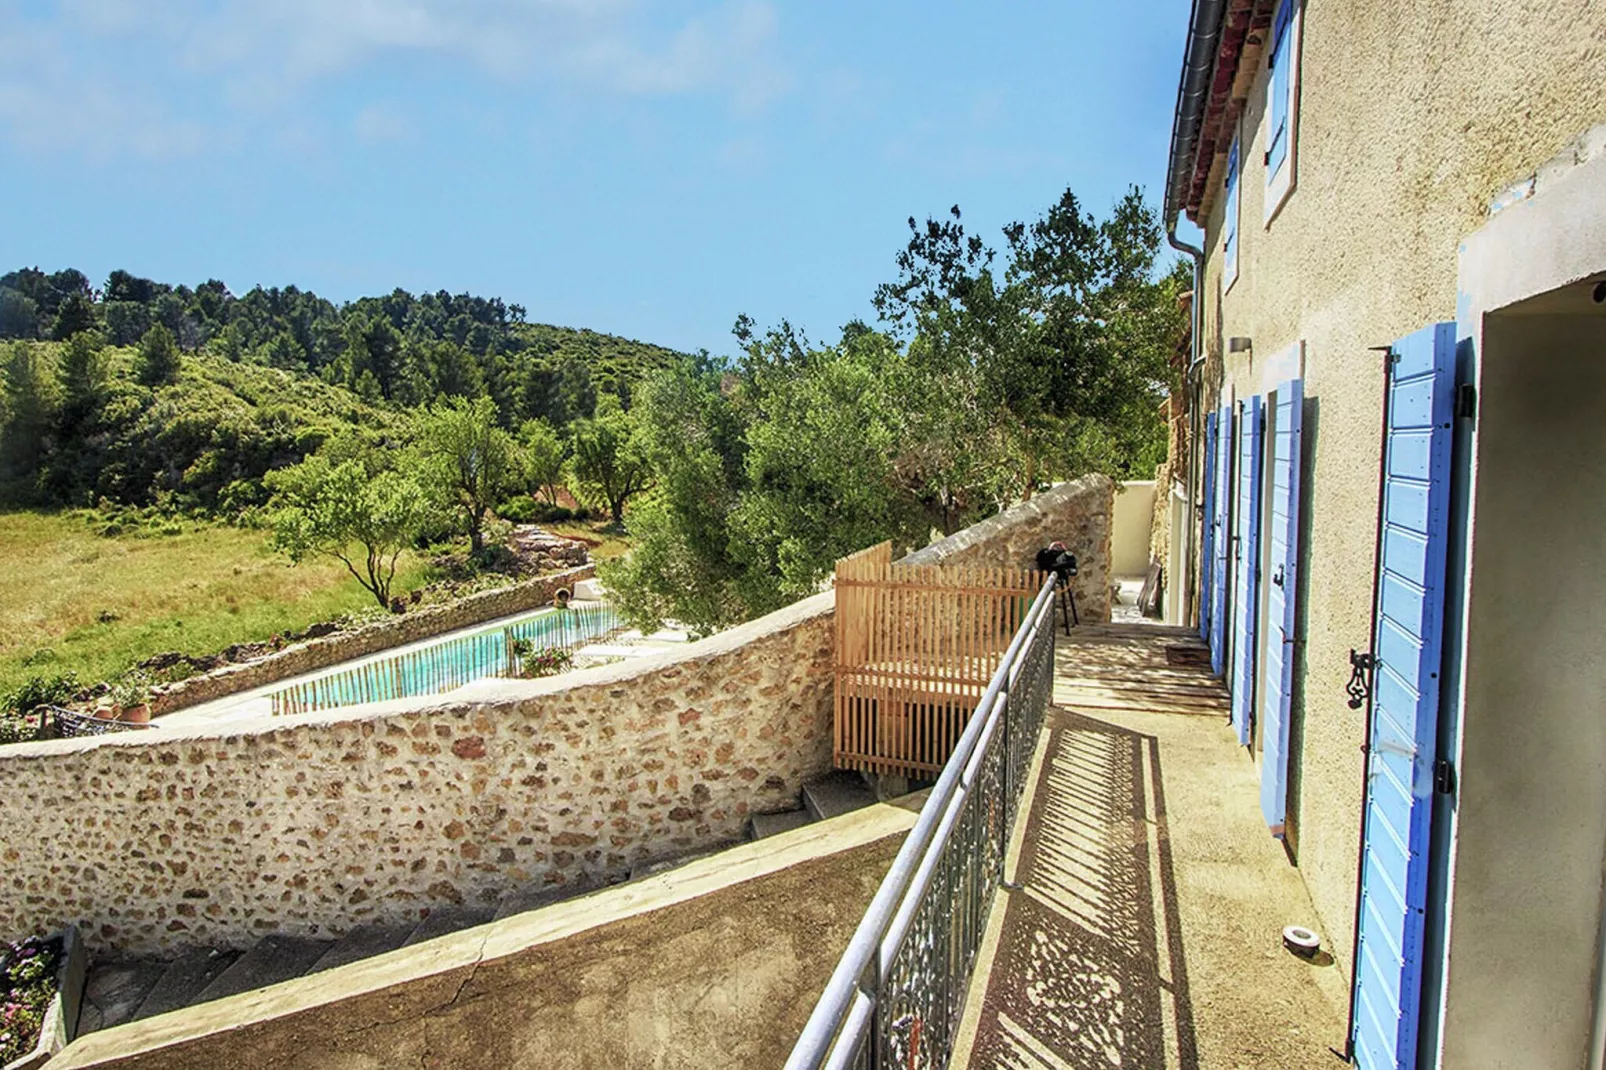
1223, 133, 1241, 290
1264, 0, 1301, 221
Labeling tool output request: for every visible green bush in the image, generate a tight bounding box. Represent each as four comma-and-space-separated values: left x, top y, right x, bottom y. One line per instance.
5, 672, 80, 717
520, 647, 574, 678
498, 494, 538, 523
0, 671, 79, 745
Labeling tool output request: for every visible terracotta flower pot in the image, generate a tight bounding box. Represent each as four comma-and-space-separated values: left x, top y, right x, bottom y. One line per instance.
119, 704, 150, 724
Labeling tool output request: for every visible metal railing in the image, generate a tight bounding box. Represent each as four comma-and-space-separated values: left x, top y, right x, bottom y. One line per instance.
46, 705, 159, 737
269, 603, 623, 715
786, 575, 1059, 1070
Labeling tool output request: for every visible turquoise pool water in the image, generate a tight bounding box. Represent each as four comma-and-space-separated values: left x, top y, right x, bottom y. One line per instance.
269, 604, 621, 715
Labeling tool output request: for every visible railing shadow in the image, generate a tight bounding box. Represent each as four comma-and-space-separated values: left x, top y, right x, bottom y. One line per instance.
966, 711, 1198, 1069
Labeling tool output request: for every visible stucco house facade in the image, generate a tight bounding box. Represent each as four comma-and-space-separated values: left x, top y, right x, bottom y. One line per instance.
1162, 0, 1606, 1067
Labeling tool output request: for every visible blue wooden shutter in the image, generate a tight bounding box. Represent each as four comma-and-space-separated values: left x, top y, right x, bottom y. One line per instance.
1209, 401, 1234, 675
1266, 0, 1295, 178
1230, 396, 1263, 746
1200, 411, 1219, 641
1351, 323, 1457, 1070
1260, 379, 1302, 834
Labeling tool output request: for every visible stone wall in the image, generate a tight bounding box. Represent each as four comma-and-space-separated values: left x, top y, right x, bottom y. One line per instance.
904, 473, 1115, 622
149, 566, 594, 716
48, 805, 917, 1070
0, 592, 834, 955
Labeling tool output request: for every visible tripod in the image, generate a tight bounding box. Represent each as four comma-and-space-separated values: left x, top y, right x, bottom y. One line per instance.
1055, 575, 1079, 635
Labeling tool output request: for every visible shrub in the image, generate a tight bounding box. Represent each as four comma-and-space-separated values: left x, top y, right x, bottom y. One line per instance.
498, 494, 538, 524
521, 647, 574, 678
4, 672, 80, 718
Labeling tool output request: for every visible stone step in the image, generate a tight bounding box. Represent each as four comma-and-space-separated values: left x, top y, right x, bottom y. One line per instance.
79, 959, 168, 1032
748, 809, 815, 840
493, 877, 596, 921
133, 947, 240, 1021
802, 771, 877, 822
193, 935, 332, 1004
307, 923, 415, 974
401, 905, 497, 947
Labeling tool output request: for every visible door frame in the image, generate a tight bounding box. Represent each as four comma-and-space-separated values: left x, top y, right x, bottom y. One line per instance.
1430, 133, 1606, 1070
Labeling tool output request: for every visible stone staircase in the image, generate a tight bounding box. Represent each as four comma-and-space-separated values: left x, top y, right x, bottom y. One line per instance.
77, 770, 881, 1037
746, 769, 880, 840
76, 880, 594, 1036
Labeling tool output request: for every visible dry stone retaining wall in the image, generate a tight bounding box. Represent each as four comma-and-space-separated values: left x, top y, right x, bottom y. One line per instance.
0, 593, 833, 955
0, 485, 1119, 957
903, 474, 1116, 622
149, 566, 594, 716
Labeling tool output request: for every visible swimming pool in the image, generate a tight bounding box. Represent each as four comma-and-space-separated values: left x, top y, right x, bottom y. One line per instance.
269, 603, 621, 715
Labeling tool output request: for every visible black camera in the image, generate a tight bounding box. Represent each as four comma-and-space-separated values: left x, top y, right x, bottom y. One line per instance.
1035, 544, 1080, 632
1035, 546, 1078, 585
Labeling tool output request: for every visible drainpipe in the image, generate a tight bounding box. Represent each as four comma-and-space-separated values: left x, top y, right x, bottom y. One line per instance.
1590, 855, 1606, 1070
1168, 225, 1205, 627
1163, 0, 1226, 627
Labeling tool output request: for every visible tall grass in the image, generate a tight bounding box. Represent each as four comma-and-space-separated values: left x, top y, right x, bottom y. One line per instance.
0, 511, 431, 694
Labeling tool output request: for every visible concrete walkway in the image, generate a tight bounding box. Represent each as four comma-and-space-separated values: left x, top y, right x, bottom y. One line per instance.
954, 624, 1349, 1070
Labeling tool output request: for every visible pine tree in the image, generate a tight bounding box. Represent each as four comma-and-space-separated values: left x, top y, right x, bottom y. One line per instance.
135, 323, 181, 387
0, 342, 59, 502
59, 329, 108, 425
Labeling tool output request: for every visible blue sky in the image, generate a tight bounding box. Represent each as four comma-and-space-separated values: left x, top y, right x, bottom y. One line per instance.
0, 0, 1192, 357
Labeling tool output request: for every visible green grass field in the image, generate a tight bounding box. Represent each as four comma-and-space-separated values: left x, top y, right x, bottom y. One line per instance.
0, 512, 431, 695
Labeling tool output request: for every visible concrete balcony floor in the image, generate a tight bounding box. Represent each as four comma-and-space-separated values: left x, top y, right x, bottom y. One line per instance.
954, 624, 1349, 1069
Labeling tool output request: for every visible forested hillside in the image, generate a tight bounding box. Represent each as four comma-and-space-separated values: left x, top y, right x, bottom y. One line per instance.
0, 268, 687, 511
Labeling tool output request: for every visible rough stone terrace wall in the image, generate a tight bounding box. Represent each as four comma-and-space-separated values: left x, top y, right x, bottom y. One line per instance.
149, 565, 594, 716
903, 473, 1116, 623
49, 805, 917, 1070
0, 592, 833, 955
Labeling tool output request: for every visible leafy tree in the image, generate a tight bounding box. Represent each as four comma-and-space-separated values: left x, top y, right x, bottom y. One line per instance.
417, 396, 519, 553
50, 293, 99, 340
874, 187, 1183, 500
0, 343, 59, 501
727, 327, 921, 610
262, 330, 306, 370
569, 394, 653, 526
135, 324, 181, 387
519, 418, 567, 505
102, 301, 153, 347
0, 289, 39, 339
267, 457, 433, 608
344, 314, 404, 399
58, 329, 108, 427
403, 338, 483, 403
599, 357, 748, 631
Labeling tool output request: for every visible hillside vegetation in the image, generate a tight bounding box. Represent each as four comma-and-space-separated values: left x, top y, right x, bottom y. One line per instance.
0, 511, 430, 696
0, 267, 686, 513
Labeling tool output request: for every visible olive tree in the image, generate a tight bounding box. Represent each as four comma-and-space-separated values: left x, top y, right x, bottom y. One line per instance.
267, 457, 433, 608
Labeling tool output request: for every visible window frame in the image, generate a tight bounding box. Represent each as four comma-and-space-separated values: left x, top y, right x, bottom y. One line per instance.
1263, 0, 1302, 225
1223, 130, 1242, 292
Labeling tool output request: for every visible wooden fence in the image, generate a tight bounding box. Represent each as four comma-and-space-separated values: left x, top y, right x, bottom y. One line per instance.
834, 542, 1044, 778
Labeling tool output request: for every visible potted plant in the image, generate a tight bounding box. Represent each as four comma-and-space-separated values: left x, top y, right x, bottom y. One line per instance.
110, 673, 152, 724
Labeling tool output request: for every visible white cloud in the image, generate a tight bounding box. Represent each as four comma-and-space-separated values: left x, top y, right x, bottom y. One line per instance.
353, 103, 415, 145
0, 0, 790, 160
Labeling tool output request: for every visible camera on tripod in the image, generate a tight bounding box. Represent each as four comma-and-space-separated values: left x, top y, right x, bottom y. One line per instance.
1035, 541, 1080, 633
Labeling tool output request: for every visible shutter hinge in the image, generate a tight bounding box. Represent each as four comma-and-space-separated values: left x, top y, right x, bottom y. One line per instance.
1434, 758, 1457, 796
1456, 383, 1477, 423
